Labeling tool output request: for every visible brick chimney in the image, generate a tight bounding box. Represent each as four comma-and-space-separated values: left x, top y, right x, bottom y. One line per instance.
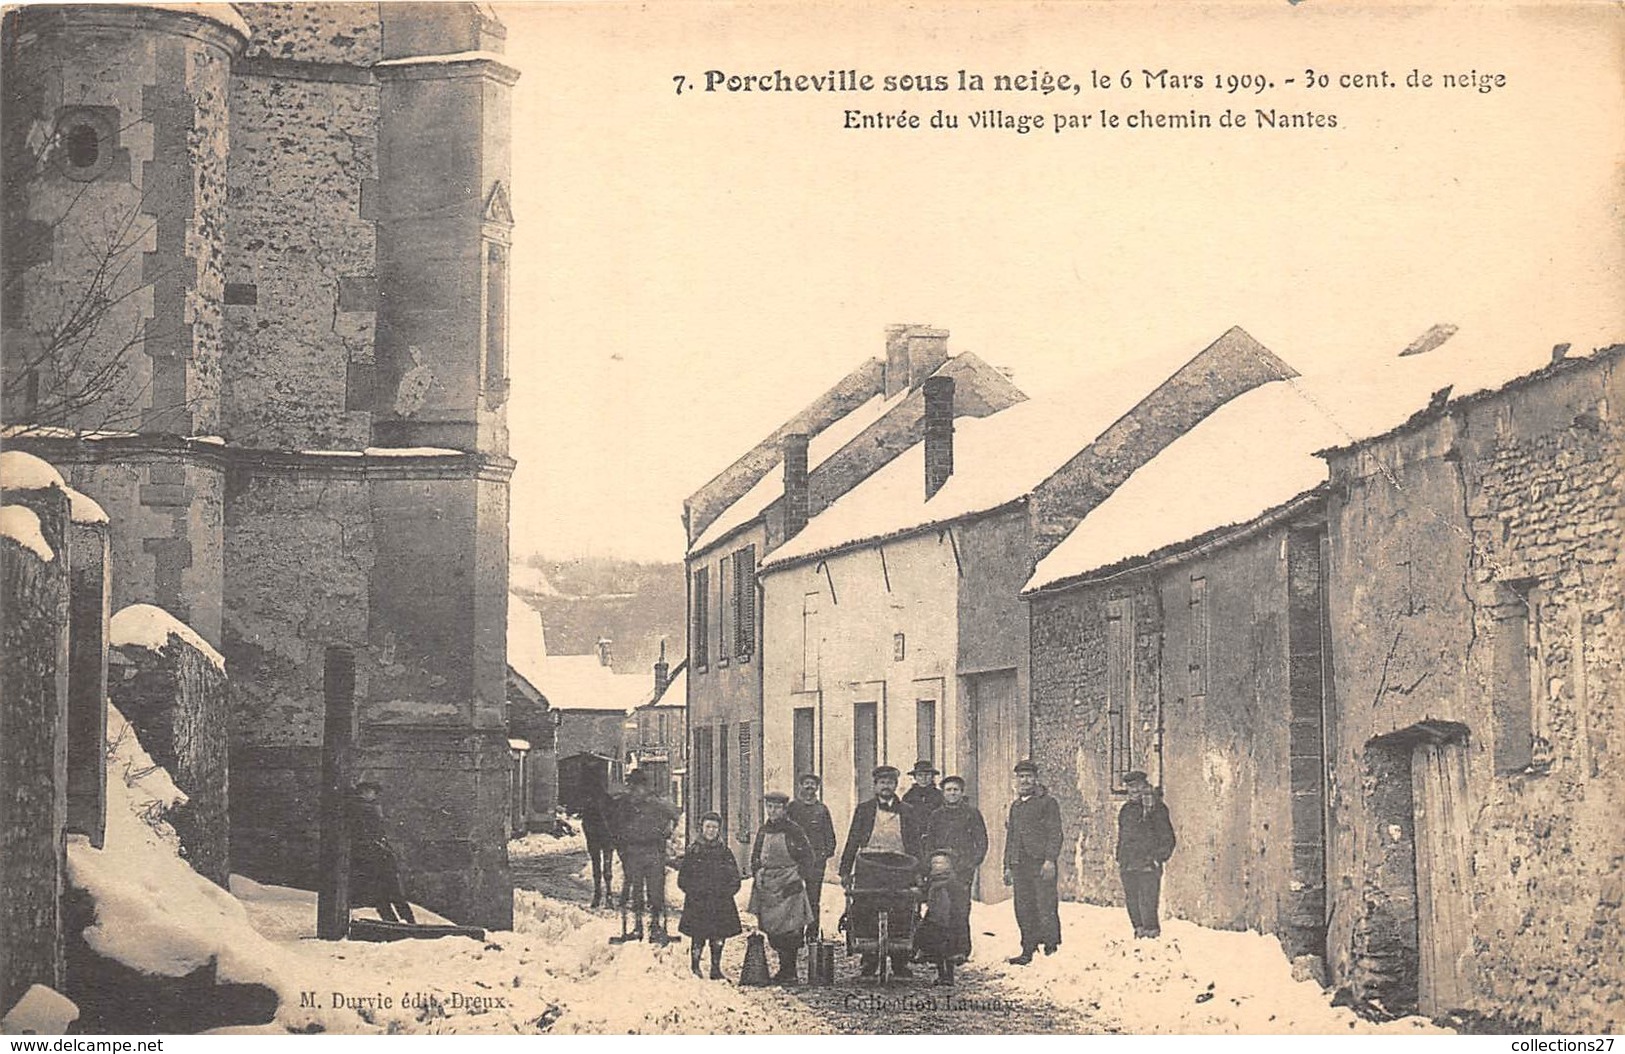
653, 638, 670, 695
907, 327, 949, 387
884, 325, 912, 399
595, 636, 613, 668
923, 375, 955, 499
782, 433, 811, 538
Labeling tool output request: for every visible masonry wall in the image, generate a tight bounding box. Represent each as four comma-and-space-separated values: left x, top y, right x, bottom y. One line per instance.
225, 4, 382, 449
0, 485, 70, 1011
1324, 352, 1624, 1028
110, 628, 232, 887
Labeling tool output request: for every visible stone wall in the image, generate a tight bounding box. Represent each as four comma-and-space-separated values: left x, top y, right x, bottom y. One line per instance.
225, 4, 381, 449
109, 607, 232, 887
1028, 514, 1329, 957
0, 482, 70, 1011
1324, 349, 1624, 1028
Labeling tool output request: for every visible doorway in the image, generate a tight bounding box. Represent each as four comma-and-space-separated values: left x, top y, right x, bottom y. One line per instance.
964, 669, 1019, 902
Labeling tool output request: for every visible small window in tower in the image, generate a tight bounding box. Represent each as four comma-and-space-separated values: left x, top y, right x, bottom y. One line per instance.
52, 108, 119, 183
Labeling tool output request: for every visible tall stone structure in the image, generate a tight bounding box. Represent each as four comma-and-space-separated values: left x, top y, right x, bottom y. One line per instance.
3, 3, 519, 927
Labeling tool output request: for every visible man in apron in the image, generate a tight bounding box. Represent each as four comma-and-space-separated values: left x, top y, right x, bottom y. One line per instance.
838, 765, 926, 977
749, 790, 815, 983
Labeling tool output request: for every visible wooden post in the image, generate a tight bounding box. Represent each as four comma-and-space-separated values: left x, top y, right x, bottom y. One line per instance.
316, 647, 357, 940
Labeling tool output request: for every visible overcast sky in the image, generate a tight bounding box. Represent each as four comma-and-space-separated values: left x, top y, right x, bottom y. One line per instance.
498, 3, 1624, 564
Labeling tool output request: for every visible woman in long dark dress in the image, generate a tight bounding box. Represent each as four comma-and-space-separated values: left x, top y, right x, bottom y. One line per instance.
678, 811, 742, 978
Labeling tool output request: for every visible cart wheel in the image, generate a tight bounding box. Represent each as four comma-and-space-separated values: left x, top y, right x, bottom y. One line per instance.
877, 913, 890, 985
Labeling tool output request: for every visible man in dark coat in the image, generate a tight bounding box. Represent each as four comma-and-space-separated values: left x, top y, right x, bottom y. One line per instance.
609, 769, 679, 944
839, 765, 926, 977
1116, 770, 1176, 938
348, 781, 416, 924
902, 760, 945, 814
1003, 759, 1062, 964
785, 772, 837, 941
924, 774, 987, 959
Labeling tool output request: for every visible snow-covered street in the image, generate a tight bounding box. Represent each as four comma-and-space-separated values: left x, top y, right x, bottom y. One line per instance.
69, 718, 1447, 1036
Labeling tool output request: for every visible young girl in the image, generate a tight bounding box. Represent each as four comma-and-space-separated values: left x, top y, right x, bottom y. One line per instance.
916, 849, 970, 985
677, 811, 742, 978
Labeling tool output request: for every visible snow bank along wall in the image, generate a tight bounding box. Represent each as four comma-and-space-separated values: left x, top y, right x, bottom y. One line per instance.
1323, 348, 1624, 1028
3, 2, 520, 928
1, 462, 113, 1013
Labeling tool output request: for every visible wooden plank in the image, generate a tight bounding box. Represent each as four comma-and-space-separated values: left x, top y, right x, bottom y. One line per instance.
1412, 739, 1473, 1015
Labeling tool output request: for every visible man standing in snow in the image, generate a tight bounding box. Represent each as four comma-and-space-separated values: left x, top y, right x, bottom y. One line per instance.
749, 791, 816, 983
348, 780, 416, 924
1002, 759, 1062, 965
609, 769, 679, 944
785, 773, 837, 941
840, 765, 926, 977
1116, 770, 1176, 938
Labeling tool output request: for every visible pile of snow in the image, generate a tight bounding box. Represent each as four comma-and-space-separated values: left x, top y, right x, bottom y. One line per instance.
109, 603, 225, 673
968, 898, 1446, 1035
0, 449, 66, 491
1, 504, 54, 562
65, 486, 108, 526
509, 830, 589, 858
2, 986, 79, 1036
66, 706, 285, 991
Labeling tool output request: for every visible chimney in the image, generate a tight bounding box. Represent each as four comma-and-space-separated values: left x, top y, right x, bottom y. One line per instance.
907, 327, 949, 388
653, 638, 670, 695
883, 324, 912, 399
782, 432, 810, 539
595, 636, 613, 668
923, 375, 955, 499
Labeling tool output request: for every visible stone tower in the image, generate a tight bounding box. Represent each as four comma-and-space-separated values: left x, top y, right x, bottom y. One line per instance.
3, 3, 518, 928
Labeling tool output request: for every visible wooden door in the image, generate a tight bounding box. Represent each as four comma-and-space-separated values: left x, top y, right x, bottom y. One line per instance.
970, 670, 1019, 902
1411, 737, 1473, 1015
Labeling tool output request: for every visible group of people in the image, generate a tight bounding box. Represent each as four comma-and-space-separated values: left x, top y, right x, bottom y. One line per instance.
584, 756, 1178, 988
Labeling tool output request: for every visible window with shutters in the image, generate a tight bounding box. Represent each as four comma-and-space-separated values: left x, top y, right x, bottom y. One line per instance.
734, 545, 757, 659
1106, 597, 1134, 793
717, 557, 733, 667
738, 723, 753, 840
1189, 576, 1209, 697
692, 567, 709, 671
694, 726, 714, 815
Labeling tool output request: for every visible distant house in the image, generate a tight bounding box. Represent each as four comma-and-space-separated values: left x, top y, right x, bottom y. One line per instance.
629, 645, 687, 808
682, 324, 1025, 866
757, 327, 1294, 899
507, 594, 558, 833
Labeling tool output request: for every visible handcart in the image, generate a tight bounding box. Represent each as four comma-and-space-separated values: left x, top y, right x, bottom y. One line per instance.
840, 850, 921, 984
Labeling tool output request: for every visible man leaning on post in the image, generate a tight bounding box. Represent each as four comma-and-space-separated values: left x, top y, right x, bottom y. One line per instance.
1003, 758, 1062, 965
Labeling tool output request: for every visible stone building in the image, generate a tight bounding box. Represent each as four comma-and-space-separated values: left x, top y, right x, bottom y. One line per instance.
682, 324, 1024, 867
1321, 345, 1623, 1027
3, 3, 521, 927
1022, 377, 1342, 957
758, 327, 1294, 898
629, 651, 687, 807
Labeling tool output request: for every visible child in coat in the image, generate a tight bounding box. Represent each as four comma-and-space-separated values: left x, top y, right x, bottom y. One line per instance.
915, 850, 971, 985
677, 811, 742, 978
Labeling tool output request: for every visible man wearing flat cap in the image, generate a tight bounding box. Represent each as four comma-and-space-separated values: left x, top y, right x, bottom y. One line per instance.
902, 759, 946, 814
1115, 770, 1176, 938
750, 791, 815, 983
1003, 759, 1063, 964
839, 764, 926, 976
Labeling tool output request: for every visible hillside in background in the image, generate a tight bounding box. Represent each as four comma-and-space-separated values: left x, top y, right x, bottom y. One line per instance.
510, 553, 685, 675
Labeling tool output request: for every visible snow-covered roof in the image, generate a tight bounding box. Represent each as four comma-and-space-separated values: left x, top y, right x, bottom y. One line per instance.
761, 340, 1203, 570
507, 593, 548, 690
1023, 333, 1611, 592
1023, 380, 1341, 592
529, 654, 651, 713
1, 505, 54, 562
690, 387, 909, 553
0, 449, 65, 491
110, 604, 225, 672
